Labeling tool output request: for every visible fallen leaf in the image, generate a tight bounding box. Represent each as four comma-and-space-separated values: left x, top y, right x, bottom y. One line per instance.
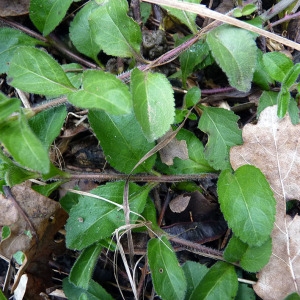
159, 133, 188, 166
169, 194, 191, 213
230, 105, 300, 299
0, 182, 67, 298
0, 0, 29, 16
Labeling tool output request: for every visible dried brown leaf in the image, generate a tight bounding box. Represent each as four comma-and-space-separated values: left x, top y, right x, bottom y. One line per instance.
159, 134, 188, 166
0, 182, 67, 297
230, 105, 300, 299
0, 0, 29, 16
169, 194, 191, 213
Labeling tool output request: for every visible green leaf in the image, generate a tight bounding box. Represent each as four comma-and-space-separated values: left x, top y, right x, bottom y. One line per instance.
62, 63, 84, 89
89, 0, 142, 58
198, 106, 242, 170
288, 99, 299, 125
60, 190, 81, 214
88, 109, 156, 174
282, 63, 300, 89
190, 261, 238, 300
262, 52, 293, 82
68, 70, 131, 115
217, 165, 276, 246
253, 49, 274, 90
29, 105, 67, 149
29, 0, 73, 36
182, 261, 208, 299
284, 293, 300, 300
148, 236, 187, 300
0, 114, 50, 173
131, 68, 175, 142
66, 182, 149, 250
277, 86, 291, 118
235, 283, 256, 300
185, 87, 201, 108
70, 243, 103, 289
32, 181, 63, 197
2, 225, 11, 241
69, 1, 101, 62
224, 234, 272, 272
0, 92, 20, 122
7, 46, 75, 96
257, 91, 277, 116
0, 27, 42, 74
5, 165, 39, 186
241, 4, 257, 15
163, 0, 198, 33
0, 289, 7, 300
206, 25, 257, 92
156, 128, 215, 174
13, 251, 25, 265
63, 278, 113, 300
179, 39, 209, 87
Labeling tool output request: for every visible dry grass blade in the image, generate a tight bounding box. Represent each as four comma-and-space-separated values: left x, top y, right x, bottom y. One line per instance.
142, 0, 300, 51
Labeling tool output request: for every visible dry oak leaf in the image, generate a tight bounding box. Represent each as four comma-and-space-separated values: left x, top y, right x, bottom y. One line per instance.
230, 105, 300, 300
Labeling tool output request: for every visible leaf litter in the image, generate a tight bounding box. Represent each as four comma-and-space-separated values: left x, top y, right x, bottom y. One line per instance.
230, 105, 300, 299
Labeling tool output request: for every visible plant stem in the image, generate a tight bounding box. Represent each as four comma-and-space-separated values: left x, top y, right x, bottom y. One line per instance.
260, 0, 298, 22
67, 172, 219, 182
265, 11, 300, 29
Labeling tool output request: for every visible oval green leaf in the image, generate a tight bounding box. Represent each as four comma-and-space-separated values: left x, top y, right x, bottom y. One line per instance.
89, 0, 142, 58
7, 47, 75, 96
198, 106, 242, 170
206, 24, 257, 92
0, 27, 42, 74
70, 243, 103, 289
0, 114, 50, 173
147, 236, 187, 300
89, 109, 156, 174
69, 1, 101, 62
217, 165, 276, 246
190, 261, 238, 300
29, 0, 73, 36
68, 70, 132, 115
66, 182, 149, 250
131, 68, 175, 142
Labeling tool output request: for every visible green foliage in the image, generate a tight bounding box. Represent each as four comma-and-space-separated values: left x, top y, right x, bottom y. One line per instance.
163, 0, 199, 33
69, 243, 103, 289
89, 0, 142, 58
0, 92, 20, 122
29, 0, 73, 36
7, 47, 76, 96
218, 165, 276, 246
0, 27, 43, 74
224, 234, 272, 272
198, 106, 243, 170
0, 113, 50, 173
66, 182, 150, 250
68, 70, 132, 114
131, 68, 175, 141
1, 225, 10, 241
63, 278, 114, 300
206, 25, 257, 92
88, 109, 156, 173
69, 1, 101, 62
1, 0, 297, 298
148, 236, 187, 300
190, 261, 238, 300
178, 38, 210, 87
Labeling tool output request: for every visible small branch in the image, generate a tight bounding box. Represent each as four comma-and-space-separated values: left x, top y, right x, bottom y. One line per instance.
260, 0, 298, 22
67, 172, 218, 183
266, 11, 300, 30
